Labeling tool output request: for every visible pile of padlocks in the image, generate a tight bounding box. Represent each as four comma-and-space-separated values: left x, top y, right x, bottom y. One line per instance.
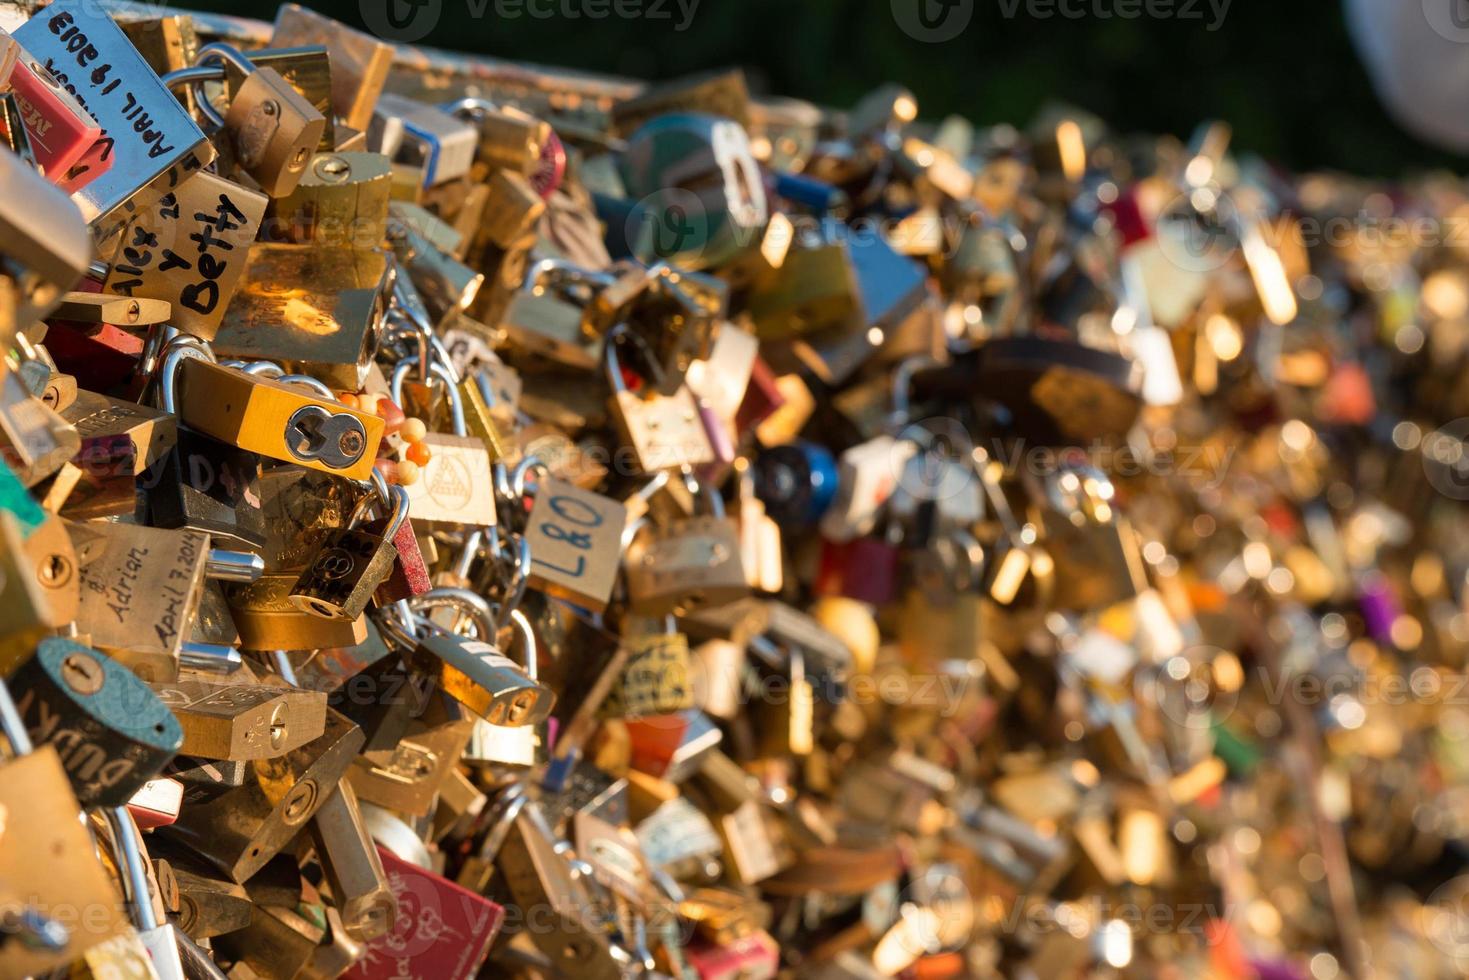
5, 1, 1469, 977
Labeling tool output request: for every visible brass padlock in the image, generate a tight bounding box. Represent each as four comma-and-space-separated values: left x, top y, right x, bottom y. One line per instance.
523, 474, 628, 613
348, 715, 474, 816
149, 679, 327, 761
231, 45, 336, 152
270, 4, 393, 133
100, 169, 268, 341
11, 636, 183, 807
163, 707, 364, 883
224, 572, 369, 651
69, 520, 209, 683
603, 324, 714, 473
268, 151, 392, 247
603, 614, 695, 719
212, 243, 391, 390
171, 43, 327, 198
288, 489, 400, 622
158, 341, 384, 481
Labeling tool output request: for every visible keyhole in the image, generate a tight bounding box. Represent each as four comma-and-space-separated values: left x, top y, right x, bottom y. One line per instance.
268, 703, 288, 749
39, 554, 74, 589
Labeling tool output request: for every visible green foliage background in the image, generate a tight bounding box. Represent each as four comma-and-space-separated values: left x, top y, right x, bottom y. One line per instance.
193, 0, 1466, 178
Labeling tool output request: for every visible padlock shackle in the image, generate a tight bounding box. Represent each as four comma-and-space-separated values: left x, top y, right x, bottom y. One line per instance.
157, 338, 217, 415
391, 356, 466, 437
510, 454, 549, 500
106, 806, 160, 933
679, 466, 725, 519
602, 322, 670, 397
410, 586, 497, 641
0, 676, 34, 756
888, 355, 941, 432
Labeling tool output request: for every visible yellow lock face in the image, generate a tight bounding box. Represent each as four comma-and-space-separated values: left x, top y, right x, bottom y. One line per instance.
177, 359, 385, 480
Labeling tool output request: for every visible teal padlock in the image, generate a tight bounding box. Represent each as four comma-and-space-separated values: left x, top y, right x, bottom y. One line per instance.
617, 113, 768, 270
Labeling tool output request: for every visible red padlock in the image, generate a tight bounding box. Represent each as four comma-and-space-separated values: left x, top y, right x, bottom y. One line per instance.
814, 535, 900, 606
344, 847, 503, 980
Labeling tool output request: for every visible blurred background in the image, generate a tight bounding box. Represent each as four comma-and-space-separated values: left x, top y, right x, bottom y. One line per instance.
185, 0, 1467, 178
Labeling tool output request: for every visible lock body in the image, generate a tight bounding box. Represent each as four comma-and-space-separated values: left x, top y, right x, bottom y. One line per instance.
12, 636, 183, 806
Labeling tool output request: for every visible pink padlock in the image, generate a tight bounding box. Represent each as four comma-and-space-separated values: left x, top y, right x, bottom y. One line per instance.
4, 39, 110, 189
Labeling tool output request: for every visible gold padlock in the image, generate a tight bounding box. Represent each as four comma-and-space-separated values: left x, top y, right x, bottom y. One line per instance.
158, 342, 384, 481
604, 324, 714, 473
187, 43, 327, 198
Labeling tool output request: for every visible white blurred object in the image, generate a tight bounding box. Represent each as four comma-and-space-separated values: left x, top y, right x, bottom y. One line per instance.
1346, 0, 1469, 152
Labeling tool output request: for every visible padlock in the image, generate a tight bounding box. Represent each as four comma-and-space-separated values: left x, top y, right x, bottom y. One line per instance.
349, 713, 474, 814
69, 519, 209, 683
2, 35, 103, 182
166, 43, 326, 198
136, 424, 265, 551
158, 341, 384, 481
494, 792, 632, 980
0, 366, 81, 486
498, 260, 608, 369
12, 0, 214, 235
370, 92, 478, 188
603, 614, 695, 719
393, 598, 555, 728
0, 676, 132, 976
604, 323, 715, 473
212, 243, 390, 389
267, 151, 392, 248
100, 169, 268, 341
229, 44, 336, 152
389, 212, 485, 326
1036, 463, 1148, 612
523, 473, 628, 613
288, 487, 400, 623
309, 781, 397, 943
163, 707, 364, 883
746, 238, 862, 341
751, 440, 839, 528
225, 572, 370, 651
618, 112, 767, 270
395, 356, 499, 527
10, 635, 183, 806
270, 4, 393, 133
149, 678, 327, 761
625, 474, 750, 616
